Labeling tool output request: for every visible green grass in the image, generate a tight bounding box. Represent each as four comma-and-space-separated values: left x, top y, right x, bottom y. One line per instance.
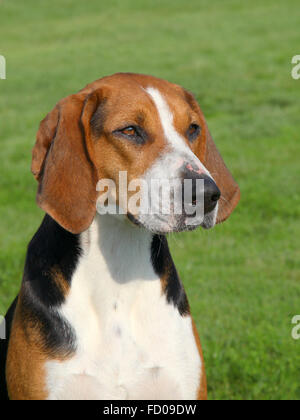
0, 0, 299, 400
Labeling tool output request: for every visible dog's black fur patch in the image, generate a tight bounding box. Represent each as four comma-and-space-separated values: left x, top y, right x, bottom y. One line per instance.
151, 235, 190, 316
24, 215, 81, 307
20, 215, 81, 356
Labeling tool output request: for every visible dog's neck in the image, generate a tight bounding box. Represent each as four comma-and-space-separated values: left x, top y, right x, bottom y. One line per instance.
81, 214, 156, 284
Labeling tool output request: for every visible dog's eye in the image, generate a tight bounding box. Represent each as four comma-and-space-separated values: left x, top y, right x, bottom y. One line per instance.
187, 124, 201, 142
114, 125, 147, 145
121, 126, 137, 137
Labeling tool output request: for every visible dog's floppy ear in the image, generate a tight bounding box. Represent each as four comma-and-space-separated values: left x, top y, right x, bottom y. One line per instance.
203, 127, 240, 223
184, 90, 240, 223
31, 92, 101, 234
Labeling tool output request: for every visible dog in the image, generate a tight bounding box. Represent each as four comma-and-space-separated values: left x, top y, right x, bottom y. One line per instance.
0, 73, 240, 400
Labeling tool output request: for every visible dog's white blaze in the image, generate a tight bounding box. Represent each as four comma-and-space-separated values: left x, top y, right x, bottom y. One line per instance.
45, 214, 202, 400
146, 87, 209, 175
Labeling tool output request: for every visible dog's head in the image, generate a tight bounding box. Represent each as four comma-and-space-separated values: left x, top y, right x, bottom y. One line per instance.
32, 73, 240, 234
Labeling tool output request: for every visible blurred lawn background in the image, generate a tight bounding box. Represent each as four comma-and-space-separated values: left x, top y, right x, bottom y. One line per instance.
0, 0, 299, 400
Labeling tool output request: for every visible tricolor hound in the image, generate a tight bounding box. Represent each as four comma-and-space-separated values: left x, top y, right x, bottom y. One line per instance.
0, 73, 240, 400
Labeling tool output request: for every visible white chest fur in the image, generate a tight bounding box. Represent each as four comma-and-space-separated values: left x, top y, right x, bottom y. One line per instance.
46, 215, 201, 400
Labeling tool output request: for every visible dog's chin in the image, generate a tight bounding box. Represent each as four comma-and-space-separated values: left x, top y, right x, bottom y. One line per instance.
200, 207, 218, 230
127, 212, 216, 235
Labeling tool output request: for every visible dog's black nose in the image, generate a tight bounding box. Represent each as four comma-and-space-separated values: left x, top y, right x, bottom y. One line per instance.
183, 167, 221, 214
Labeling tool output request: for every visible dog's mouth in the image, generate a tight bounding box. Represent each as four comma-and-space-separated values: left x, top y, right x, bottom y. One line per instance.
126, 207, 218, 234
